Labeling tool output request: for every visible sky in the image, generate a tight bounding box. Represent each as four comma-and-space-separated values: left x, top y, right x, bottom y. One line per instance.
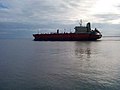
0, 0, 120, 38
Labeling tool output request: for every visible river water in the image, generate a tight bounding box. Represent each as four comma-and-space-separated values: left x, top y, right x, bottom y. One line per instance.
0, 37, 120, 90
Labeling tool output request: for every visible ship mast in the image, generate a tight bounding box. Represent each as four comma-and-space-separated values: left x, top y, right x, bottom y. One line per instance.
37, 29, 39, 34
79, 19, 82, 26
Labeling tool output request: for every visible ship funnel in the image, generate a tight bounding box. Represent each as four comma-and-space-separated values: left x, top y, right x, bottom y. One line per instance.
57, 29, 59, 34
86, 22, 91, 31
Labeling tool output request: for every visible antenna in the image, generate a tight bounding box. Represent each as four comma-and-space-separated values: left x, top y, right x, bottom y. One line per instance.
70, 28, 71, 33
64, 29, 66, 33
79, 19, 82, 26
38, 29, 40, 34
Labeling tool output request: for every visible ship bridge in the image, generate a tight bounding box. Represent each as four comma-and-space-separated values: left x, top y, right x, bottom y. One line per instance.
74, 22, 91, 33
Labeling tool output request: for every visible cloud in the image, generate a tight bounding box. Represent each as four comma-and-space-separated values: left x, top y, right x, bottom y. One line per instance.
0, 3, 8, 9
93, 14, 120, 24
0, 0, 120, 37
94, 14, 120, 20
91, 22, 120, 36
0, 0, 97, 23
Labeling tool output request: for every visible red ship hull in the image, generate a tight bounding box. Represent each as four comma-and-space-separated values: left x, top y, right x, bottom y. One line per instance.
33, 33, 102, 41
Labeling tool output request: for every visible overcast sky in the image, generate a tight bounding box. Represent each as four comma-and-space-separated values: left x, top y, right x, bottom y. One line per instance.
0, 0, 120, 38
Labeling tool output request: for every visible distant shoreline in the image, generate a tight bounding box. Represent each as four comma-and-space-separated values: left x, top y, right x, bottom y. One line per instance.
103, 36, 120, 37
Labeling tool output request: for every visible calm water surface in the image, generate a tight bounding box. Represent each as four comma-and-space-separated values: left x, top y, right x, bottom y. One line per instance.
0, 37, 120, 90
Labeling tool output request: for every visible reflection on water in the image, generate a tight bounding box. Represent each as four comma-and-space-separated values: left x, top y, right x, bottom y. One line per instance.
75, 42, 92, 59
73, 40, 120, 90
0, 38, 120, 90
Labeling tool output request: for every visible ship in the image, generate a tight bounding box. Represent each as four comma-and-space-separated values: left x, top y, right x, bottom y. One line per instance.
33, 21, 102, 41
